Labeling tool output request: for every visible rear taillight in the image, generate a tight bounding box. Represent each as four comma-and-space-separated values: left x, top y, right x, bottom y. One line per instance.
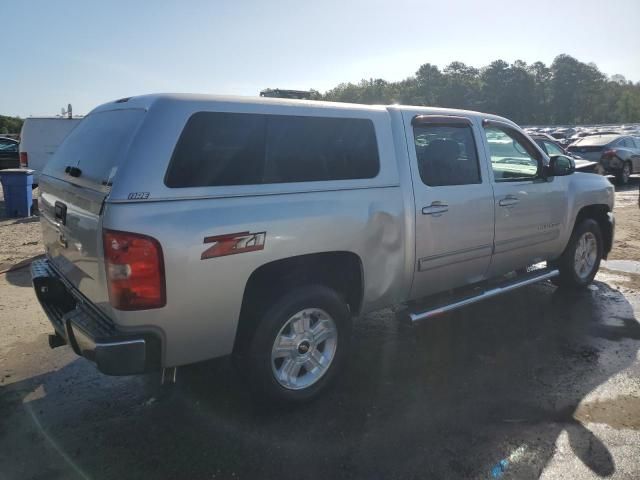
603, 149, 617, 157
103, 229, 165, 310
19, 152, 28, 167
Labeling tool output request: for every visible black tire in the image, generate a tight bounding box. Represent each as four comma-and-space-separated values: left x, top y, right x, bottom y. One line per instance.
615, 161, 632, 186
245, 285, 351, 404
551, 218, 603, 289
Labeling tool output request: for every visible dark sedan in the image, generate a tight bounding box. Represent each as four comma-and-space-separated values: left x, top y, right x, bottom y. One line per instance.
568, 134, 640, 185
530, 133, 598, 173
0, 137, 20, 170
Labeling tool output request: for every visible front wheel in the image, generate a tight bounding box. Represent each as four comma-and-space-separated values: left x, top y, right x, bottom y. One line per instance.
245, 285, 351, 403
551, 219, 603, 289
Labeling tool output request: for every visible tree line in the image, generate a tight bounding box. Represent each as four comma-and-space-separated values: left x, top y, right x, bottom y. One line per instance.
3, 54, 639, 131
0, 115, 23, 135
320, 54, 640, 125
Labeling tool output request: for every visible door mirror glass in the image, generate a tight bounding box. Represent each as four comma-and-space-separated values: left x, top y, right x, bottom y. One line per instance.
548, 155, 575, 176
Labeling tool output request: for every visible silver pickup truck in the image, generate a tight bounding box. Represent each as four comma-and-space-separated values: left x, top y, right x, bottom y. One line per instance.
31, 94, 614, 402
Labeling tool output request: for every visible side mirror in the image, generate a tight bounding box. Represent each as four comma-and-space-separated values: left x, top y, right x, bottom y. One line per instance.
546, 155, 575, 177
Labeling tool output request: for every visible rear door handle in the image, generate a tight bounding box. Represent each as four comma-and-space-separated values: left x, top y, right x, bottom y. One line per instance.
498, 196, 519, 207
422, 202, 449, 215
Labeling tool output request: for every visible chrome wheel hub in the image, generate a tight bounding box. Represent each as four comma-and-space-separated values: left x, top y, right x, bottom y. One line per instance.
574, 231, 598, 280
271, 308, 338, 390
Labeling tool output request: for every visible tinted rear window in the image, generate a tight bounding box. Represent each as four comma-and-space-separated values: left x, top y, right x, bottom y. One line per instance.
45, 109, 145, 189
413, 124, 481, 186
165, 112, 379, 187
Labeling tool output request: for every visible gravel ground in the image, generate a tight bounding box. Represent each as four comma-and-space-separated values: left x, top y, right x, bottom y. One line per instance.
0, 185, 43, 272
0, 177, 639, 480
606, 183, 640, 262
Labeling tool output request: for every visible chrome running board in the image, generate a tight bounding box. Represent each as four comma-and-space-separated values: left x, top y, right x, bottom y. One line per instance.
408, 268, 559, 323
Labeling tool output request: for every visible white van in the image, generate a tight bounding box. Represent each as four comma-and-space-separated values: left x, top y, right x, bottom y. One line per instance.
19, 117, 82, 184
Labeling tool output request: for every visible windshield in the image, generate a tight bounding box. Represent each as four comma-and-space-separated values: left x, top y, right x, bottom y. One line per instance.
0, 140, 18, 152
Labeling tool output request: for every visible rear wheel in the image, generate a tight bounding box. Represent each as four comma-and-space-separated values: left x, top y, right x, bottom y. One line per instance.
244, 285, 351, 403
615, 161, 632, 185
551, 218, 603, 289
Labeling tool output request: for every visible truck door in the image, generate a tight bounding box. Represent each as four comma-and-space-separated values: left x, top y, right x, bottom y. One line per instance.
403, 113, 495, 300
481, 119, 567, 276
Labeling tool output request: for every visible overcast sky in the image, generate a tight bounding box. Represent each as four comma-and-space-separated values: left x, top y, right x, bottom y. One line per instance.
2, 0, 639, 117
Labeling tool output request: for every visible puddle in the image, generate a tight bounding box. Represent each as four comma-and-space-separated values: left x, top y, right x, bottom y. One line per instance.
601, 260, 640, 275
574, 395, 640, 430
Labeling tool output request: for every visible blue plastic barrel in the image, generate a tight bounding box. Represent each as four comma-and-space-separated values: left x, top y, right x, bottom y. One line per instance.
0, 169, 34, 218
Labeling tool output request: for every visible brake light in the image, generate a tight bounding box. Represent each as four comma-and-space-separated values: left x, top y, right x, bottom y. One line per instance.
603, 149, 617, 157
20, 152, 28, 167
103, 229, 165, 310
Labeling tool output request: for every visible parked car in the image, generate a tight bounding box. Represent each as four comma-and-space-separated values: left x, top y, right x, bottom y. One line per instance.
529, 133, 598, 173
567, 134, 640, 184
19, 117, 82, 185
31, 94, 614, 403
549, 128, 576, 147
0, 137, 20, 170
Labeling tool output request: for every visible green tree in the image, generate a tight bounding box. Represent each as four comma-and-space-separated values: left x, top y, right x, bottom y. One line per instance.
414, 63, 444, 106
0, 115, 24, 135
616, 88, 640, 122
528, 61, 552, 124
319, 54, 640, 126
440, 62, 480, 110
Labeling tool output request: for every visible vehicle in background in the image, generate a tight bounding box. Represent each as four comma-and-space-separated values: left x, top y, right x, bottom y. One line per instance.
587, 130, 620, 137
549, 132, 569, 146
260, 88, 315, 99
0, 137, 20, 170
568, 131, 591, 143
567, 134, 640, 185
19, 117, 82, 185
529, 133, 598, 173
549, 128, 576, 147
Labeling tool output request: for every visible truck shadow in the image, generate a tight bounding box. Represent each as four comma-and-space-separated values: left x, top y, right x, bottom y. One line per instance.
1, 281, 638, 479
4, 259, 44, 287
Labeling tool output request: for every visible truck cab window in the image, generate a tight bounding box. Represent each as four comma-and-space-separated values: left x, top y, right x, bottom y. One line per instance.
413, 124, 481, 186
166, 112, 380, 187
485, 126, 541, 181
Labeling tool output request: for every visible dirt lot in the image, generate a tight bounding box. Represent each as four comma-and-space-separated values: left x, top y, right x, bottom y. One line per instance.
0, 187, 43, 272
607, 183, 640, 262
1, 179, 639, 480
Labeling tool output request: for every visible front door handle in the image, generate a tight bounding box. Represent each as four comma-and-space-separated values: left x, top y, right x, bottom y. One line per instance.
498, 195, 519, 207
422, 202, 449, 215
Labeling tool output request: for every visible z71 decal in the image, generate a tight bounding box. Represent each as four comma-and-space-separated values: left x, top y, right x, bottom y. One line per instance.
201, 231, 266, 260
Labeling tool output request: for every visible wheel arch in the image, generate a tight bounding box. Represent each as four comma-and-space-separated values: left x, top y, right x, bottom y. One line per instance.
573, 204, 613, 259
233, 251, 364, 354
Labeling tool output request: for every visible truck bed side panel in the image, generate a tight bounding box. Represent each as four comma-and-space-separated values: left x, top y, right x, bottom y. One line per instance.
104, 187, 406, 367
